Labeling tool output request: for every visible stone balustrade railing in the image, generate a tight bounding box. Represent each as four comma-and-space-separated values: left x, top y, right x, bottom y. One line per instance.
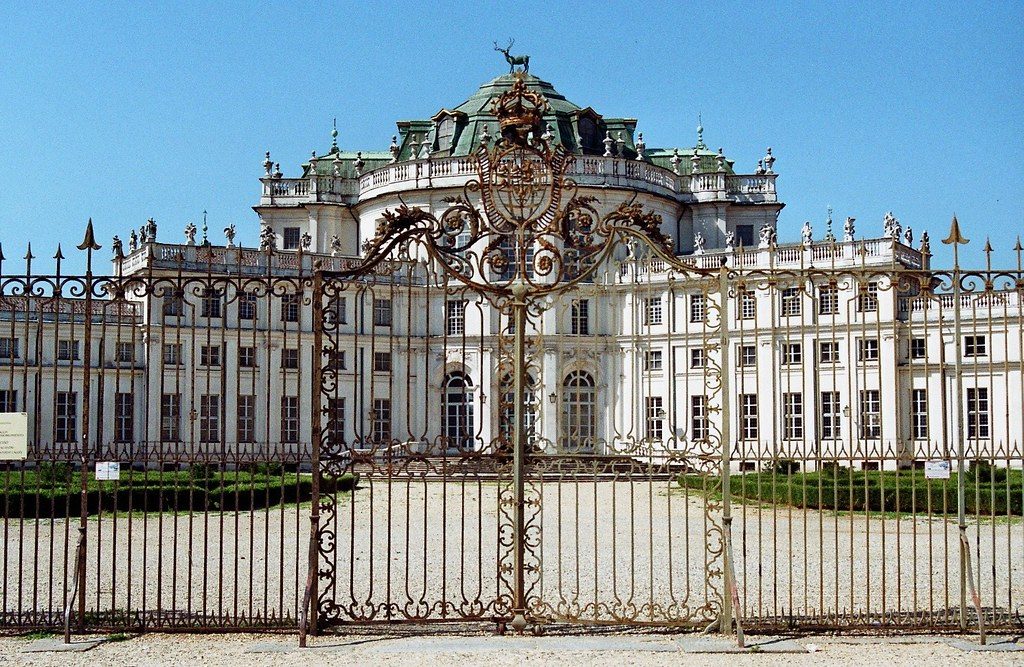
620, 239, 926, 277
113, 243, 361, 277
260, 156, 778, 206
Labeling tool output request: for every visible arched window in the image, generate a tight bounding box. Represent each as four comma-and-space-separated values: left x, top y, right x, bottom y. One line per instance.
561, 371, 596, 452
499, 374, 537, 449
443, 372, 475, 450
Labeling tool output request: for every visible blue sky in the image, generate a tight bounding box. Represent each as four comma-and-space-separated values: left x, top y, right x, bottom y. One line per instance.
1, 1, 1021, 273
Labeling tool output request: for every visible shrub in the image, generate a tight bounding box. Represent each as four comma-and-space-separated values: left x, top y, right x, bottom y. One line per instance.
37, 461, 73, 487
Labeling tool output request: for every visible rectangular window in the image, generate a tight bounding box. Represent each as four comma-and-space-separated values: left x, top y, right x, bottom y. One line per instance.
281, 396, 299, 443
200, 344, 221, 367
964, 335, 987, 358
690, 347, 706, 369
238, 346, 256, 368
238, 293, 257, 320
820, 391, 841, 439
857, 338, 880, 362
373, 298, 393, 327
57, 339, 80, 361
689, 294, 706, 324
571, 299, 590, 335
781, 342, 803, 365
740, 394, 758, 441
644, 349, 663, 371
967, 387, 990, 439
163, 291, 184, 317
331, 295, 348, 324
783, 392, 803, 440
738, 291, 756, 320
645, 297, 663, 326
737, 344, 756, 367
162, 343, 183, 366
910, 338, 927, 359
819, 340, 840, 364
645, 396, 664, 441
328, 397, 346, 444
0, 337, 19, 360
859, 389, 881, 439
736, 224, 754, 247
857, 282, 879, 313
115, 341, 134, 363
328, 349, 346, 371
446, 300, 467, 336
199, 394, 221, 443
372, 398, 392, 444
281, 347, 299, 370
0, 390, 17, 412
237, 395, 256, 443
160, 393, 180, 442
283, 227, 301, 250
818, 284, 839, 315
373, 351, 392, 372
780, 287, 802, 317
114, 393, 133, 443
55, 391, 77, 443
911, 388, 928, 440
201, 288, 222, 318
280, 293, 300, 323
691, 395, 709, 441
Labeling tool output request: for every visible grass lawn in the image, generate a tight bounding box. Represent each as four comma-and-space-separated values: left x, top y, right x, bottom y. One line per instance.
678, 464, 1023, 517
0, 463, 358, 518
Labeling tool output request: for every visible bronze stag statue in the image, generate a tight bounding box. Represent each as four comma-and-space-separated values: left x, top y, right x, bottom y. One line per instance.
494, 39, 529, 73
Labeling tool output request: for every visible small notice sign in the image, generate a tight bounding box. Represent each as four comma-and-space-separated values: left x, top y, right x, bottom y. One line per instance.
924, 460, 951, 479
95, 461, 121, 481
0, 413, 28, 460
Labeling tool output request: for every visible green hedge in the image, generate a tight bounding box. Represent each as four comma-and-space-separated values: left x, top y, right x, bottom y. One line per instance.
0, 470, 358, 518
678, 467, 1023, 516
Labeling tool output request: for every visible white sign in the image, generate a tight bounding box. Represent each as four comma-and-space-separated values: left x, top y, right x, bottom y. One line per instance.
95, 461, 121, 481
924, 460, 951, 480
0, 413, 28, 460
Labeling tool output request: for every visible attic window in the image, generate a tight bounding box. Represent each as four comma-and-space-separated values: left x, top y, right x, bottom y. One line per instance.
577, 117, 600, 154
436, 116, 456, 152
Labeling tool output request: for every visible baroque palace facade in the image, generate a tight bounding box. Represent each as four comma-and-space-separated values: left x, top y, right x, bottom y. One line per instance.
1, 70, 1021, 468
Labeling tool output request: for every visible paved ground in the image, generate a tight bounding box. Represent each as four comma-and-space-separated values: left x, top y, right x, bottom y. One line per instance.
0, 632, 1021, 666
3, 480, 1022, 625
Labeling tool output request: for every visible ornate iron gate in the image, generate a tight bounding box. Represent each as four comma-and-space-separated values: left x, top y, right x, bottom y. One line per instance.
305, 74, 727, 633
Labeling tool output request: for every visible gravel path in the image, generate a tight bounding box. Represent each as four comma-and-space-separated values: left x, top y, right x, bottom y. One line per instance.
3, 479, 1022, 628
1, 633, 1022, 667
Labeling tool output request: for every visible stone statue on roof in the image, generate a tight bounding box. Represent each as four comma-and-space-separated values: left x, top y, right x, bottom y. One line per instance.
843, 217, 856, 242
693, 232, 706, 255
903, 226, 913, 246
129, 229, 138, 252
111, 235, 123, 259
259, 221, 275, 251
224, 224, 236, 248
184, 222, 197, 246
330, 235, 342, 256
883, 211, 902, 239
801, 221, 813, 246
758, 223, 775, 248
725, 230, 735, 251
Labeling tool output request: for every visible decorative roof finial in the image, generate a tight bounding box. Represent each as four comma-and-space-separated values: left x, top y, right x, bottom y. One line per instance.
764, 147, 776, 173
669, 148, 681, 175
201, 210, 209, 246
696, 113, 706, 150
331, 118, 339, 153
389, 135, 400, 163
263, 151, 273, 176
603, 131, 614, 157
354, 151, 365, 175
824, 206, 836, 243
634, 132, 645, 161
716, 147, 725, 173
479, 125, 491, 147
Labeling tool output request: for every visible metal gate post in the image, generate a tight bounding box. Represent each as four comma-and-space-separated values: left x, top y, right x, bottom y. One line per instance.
300, 270, 323, 647
943, 217, 985, 643
716, 266, 741, 644
510, 281, 529, 632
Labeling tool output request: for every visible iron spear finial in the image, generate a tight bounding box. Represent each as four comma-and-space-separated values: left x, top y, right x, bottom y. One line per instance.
53, 244, 65, 261
77, 218, 102, 251
942, 214, 969, 246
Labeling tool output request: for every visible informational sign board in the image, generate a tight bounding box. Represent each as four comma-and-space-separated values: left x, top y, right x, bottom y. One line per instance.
0, 413, 28, 460
95, 461, 121, 481
924, 460, 951, 479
